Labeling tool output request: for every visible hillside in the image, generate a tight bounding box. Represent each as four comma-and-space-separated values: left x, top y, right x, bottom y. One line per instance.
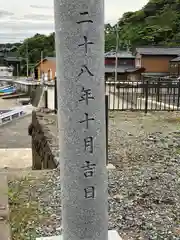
3, 0, 180, 65
105, 0, 180, 51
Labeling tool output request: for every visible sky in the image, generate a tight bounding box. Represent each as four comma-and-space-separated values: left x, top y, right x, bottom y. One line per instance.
0, 0, 148, 43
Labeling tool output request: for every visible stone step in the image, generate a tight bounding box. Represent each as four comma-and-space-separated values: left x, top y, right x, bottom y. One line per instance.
0, 173, 11, 240
36, 230, 123, 240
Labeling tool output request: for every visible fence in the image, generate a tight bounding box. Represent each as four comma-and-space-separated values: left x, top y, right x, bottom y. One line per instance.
105, 79, 180, 113
52, 78, 180, 165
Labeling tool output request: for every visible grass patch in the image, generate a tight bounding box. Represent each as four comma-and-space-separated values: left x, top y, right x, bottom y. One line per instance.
175, 147, 180, 155
108, 111, 115, 119
8, 173, 50, 240
163, 117, 180, 123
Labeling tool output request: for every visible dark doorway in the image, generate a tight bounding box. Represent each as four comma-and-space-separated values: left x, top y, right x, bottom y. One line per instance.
34, 68, 38, 80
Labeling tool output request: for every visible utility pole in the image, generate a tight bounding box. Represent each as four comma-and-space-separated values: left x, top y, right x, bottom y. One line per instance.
40, 50, 47, 108
26, 42, 29, 77
126, 40, 131, 52
4, 43, 6, 57
115, 22, 119, 82
17, 63, 19, 77
40, 51, 43, 83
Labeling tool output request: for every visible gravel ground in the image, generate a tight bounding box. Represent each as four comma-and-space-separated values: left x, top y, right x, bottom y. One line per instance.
9, 111, 180, 240
109, 111, 180, 239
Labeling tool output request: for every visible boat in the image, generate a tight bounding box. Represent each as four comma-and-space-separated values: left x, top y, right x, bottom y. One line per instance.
0, 89, 16, 96
0, 86, 14, 92
0, 85, 12, 90
0, 86, 16, 96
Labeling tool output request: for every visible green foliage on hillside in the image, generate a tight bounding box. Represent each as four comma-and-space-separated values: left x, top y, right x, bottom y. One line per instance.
4, 0, 180, 65
105, 0, 180, 51
18, 33, 55, 64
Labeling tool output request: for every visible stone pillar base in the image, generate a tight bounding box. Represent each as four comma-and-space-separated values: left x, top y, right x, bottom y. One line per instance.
36, 230, 122, 240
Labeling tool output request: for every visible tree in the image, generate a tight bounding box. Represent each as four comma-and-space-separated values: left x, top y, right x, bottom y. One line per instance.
5, 0, 180, 61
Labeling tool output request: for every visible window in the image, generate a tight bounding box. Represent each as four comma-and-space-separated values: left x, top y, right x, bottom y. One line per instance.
8, 68, 13, 72
105, 58, 115, 65
136, 58, 141, 67
171, 63, 178, 68
121, 61, 127, 65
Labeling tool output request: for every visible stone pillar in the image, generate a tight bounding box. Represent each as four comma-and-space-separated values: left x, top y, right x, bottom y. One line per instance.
54, 1, 108, 240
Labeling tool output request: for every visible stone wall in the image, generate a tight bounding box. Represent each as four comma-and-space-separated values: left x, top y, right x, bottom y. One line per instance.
28, 109, 59, 170
31, 85, 44, 107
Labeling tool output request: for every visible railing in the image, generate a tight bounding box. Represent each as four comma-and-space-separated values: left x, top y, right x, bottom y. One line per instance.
0, 105, 33, 125
0, 109, 24, 124
105, 79, 180, 113
51, 78, 180, 167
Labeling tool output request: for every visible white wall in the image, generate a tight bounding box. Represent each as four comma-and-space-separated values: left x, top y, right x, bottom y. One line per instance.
47, 87, 55, 110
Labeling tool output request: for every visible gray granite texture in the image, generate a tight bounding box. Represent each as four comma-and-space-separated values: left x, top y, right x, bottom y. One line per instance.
22, 111, 180, 240
54, 0, 108, 240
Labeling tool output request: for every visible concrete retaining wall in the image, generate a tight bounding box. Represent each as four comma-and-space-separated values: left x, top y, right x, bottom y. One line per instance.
29, 110, 59, 170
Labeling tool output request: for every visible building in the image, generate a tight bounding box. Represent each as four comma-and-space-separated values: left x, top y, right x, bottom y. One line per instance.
34, 57, 56, 80
3, 56, 21, 76
169, 56, 180, 77
35, 52, 144, 81
135, 47, 180, 77
105, 51, 144, 81
0, 47, 21, 76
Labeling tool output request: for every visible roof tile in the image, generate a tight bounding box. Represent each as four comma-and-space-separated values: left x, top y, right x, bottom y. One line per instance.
136, 47, 180, 55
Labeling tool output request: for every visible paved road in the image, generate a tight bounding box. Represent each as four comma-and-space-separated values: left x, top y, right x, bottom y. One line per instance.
0, 98, 19, 109
0, 148, 32, 169
0, 115, 31, 148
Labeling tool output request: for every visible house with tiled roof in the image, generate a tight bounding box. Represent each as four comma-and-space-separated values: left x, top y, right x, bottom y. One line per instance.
135, 46, 180, 77
0, 47, 21, 76
34, 57, 56, 80
34, 52, 145, 81
104, 51, 144, 81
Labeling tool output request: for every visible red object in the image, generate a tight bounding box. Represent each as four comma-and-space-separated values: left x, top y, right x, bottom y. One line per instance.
105, 58, 115, 65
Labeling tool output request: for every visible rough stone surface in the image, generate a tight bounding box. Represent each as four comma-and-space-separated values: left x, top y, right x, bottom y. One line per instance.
54, 1, 107, 240
36, 230, 122, 240
26, 111, 180, 240
30, 109, 58, 170
0, 173, 11, 240
106, 163, 116, 170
